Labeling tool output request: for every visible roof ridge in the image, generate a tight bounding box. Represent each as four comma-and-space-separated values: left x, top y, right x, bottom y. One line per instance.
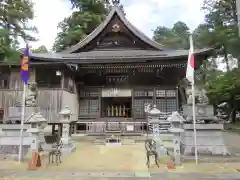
61, 5, 164, 53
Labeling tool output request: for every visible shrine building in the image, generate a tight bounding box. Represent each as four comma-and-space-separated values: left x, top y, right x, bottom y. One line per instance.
0, 2, 212, 135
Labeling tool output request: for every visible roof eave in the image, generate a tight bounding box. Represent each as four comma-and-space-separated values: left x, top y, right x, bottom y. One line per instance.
29, 47, 213, 61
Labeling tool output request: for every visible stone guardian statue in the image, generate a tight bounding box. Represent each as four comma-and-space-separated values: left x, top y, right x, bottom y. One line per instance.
25, 82, 38, 107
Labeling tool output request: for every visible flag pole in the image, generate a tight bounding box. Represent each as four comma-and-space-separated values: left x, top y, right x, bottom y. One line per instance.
18, 43, 29, 162
18, 83, 26, 162
189, 35, 198, 164
192, 78, 198, 164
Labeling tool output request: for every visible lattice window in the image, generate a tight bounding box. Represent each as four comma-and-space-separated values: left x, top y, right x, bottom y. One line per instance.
79, 99, 99, 116
134, 99, 153, 117
166, 99, 177, 112
156, 98, 166, 112
155, 89, 177, 112
134, 90, 153, 97
80, 89, 99, 97
156, 90, 165, 97
166, 90, 176, 97
89, 99, 99, 113
79, 100, 89, 116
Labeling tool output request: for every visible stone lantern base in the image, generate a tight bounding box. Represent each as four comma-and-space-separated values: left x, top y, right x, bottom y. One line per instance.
60, 140, 76, 157
60, 124, 76, 157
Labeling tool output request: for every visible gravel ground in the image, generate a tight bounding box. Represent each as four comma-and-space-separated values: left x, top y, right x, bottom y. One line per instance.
0, 131, 240, 180
1, 171, 240, 180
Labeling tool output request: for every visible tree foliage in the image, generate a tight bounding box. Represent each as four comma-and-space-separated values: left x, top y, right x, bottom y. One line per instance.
0, 0, 37, 62
31, 45, 48, 53
152, 0, 240, 121
153, 21, 190, 49
52, 0, 111, 52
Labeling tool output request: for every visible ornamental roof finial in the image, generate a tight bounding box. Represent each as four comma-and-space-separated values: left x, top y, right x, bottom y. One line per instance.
112, 0, 120, 6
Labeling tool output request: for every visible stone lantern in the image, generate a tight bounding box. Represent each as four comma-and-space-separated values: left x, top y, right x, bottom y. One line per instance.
59, 106, 71, 145
147, 105, 171, 156
167, 111, 185, 165
148, 105, 162, 138
26, 112, 47, 152
59, 106, 76, 156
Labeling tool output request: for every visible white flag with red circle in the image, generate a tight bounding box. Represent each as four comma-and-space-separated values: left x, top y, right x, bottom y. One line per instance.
186, 35, 195, 84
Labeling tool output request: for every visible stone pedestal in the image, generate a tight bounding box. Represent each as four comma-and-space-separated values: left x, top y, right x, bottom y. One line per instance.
59, 106, 76, 156
183, 124, 230, 155
183, 102, 230, 156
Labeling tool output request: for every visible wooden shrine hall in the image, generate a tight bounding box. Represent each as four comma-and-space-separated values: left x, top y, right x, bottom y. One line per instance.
0, 1, 212, 135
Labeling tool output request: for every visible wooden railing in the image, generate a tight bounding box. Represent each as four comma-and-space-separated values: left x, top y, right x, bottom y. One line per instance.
75, 121, 148, 135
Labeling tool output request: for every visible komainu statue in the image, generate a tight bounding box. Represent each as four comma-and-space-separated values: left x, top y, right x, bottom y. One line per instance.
25, 82, 38, 107
187, 92, 193, 105
197, 89, 209, 105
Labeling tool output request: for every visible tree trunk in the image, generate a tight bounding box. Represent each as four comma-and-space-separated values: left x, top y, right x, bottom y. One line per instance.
229, 95, 236, 123
223, 45, 230, 71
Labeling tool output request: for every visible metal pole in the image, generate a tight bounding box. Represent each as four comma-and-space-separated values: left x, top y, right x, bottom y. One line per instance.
18, 83, 26, 162
192, 82, 198, 164
189, 35, 198, 164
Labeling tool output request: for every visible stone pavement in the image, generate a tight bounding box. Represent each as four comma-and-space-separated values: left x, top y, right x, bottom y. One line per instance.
1, 171, 240, 180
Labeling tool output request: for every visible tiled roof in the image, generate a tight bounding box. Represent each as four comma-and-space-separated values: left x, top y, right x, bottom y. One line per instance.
62, 5, 163, 53
29, 48, 212, 63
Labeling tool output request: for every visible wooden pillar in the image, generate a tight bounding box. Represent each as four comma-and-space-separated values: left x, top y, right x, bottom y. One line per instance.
52, 124, 55, 135
131, 88, 134, 120
60, 124, 63, 136
61, 71, 65, 89
176, 86, 179, 111
98, 88, 101, 118
74, 123, 77, 134
153, 87, 156, 105
58, 124, 62, 138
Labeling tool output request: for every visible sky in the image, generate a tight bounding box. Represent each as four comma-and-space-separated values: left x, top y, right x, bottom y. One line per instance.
30, 0, 205, 50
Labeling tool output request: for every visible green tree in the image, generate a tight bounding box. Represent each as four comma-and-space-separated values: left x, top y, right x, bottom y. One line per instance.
153, 21, 190, 49
53, 0, 111, 52
201, 0, 240, 71
0, 0, 37, 62
199, 0, 240, 122
32, 45, 48, 53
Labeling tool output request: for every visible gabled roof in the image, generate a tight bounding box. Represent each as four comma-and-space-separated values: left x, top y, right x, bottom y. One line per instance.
62, 5, 164, 53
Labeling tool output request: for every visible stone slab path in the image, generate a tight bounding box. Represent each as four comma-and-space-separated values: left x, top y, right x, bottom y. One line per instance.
1, 171, 240, 180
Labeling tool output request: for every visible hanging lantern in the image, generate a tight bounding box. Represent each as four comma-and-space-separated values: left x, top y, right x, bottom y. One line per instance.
56, 70, 62, 76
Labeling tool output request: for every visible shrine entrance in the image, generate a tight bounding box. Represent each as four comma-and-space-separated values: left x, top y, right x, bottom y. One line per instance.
101, 88, 132, 118
101, 97, 132, 118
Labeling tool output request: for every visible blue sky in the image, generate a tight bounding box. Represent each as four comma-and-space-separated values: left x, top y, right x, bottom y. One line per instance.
31, 0, 205, 50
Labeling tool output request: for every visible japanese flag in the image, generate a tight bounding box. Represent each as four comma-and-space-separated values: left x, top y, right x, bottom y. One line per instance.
186, 35, 195, 85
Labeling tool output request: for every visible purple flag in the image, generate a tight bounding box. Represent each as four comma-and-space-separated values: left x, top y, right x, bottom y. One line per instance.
21, 44, 29, 84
